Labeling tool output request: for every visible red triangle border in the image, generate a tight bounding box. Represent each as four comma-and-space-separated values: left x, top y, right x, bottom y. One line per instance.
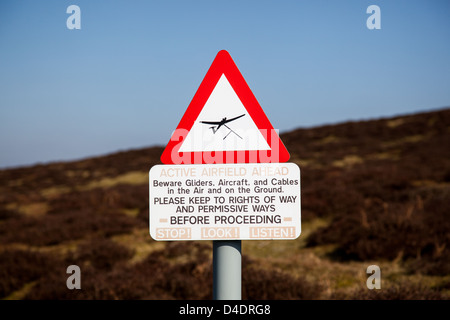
160, 50, 290, 164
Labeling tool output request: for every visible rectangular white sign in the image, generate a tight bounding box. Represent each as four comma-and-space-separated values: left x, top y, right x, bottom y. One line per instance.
149, 163, 301, 241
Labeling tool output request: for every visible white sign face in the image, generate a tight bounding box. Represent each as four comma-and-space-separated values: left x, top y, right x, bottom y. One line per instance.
149, 163, 301, 241
178, 74, 271, 152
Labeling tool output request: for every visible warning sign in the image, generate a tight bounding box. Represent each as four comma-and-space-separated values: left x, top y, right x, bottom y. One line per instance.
149, 163, 301, 241
160, 50, 290, 164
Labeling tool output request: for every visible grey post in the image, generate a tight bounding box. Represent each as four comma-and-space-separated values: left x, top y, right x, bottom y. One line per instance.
213, 240, 242, 300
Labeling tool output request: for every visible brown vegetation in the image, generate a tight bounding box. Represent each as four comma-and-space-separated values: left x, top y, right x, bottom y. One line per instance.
1, 108, 449, 299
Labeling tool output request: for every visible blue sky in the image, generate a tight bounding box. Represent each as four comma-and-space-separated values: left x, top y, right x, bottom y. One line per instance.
1, 0, 449, 168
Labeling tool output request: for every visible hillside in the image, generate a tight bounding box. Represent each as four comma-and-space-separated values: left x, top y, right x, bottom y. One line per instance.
1, 108, 450, 299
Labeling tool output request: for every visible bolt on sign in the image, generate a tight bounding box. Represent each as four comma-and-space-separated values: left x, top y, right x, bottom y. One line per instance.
150, 50, 301, 241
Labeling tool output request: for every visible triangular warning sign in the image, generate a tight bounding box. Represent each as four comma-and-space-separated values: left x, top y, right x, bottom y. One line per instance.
160, 50, 290, 164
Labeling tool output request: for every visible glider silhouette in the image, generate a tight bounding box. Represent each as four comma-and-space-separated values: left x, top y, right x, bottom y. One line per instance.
200, 114, 245, 139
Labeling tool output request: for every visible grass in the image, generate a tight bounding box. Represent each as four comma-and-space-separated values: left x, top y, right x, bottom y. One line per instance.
6, 202, 48, 217
82, 171, 148, 190
1, 108, 449, 300
332, 155, 364, 168
112, 228, 165, 264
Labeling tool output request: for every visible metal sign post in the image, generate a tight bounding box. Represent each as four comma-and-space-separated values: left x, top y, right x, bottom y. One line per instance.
213, 240, 242, 300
